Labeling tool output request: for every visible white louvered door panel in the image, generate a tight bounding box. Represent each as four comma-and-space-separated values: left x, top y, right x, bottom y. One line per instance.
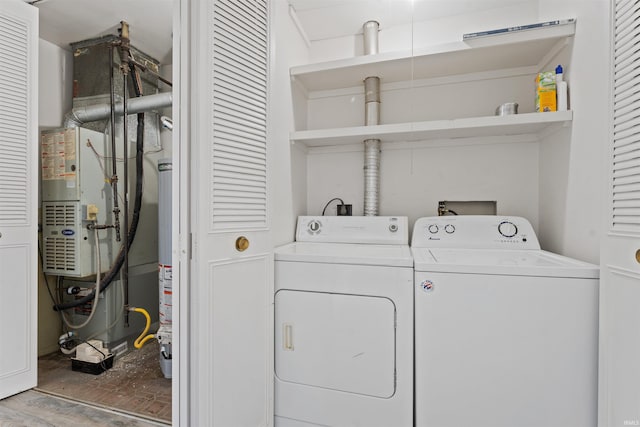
613, 0, 640, 233
600, 1, 640, 425
0, 0, 38, 400
190, 0, 272, 425
212, 0, 268, 230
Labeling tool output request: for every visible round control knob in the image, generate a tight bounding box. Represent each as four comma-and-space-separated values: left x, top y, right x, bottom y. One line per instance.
308, 220, 321, 234
389, 224, 398, 232
498, 221, 518, 238
428, 224, 439, 234
444, 224, 455, 234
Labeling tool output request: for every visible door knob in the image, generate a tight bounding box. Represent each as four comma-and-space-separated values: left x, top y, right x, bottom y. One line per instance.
235, 236, 249, 252
636, 249, 640, 264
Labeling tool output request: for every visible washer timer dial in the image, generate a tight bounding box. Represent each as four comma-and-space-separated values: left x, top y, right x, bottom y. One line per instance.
308, 220, 322, 234
498, 221, 518, 238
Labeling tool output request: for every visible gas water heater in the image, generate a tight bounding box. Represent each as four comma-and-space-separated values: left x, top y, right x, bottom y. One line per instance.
157, 158, 172, 378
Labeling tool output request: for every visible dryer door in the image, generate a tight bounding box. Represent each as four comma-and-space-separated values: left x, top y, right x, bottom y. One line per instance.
275, 290, 396, 398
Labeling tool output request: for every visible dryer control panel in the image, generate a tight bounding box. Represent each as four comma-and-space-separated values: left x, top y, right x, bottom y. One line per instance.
296, 216, 408, 245
411, 216, 540, 249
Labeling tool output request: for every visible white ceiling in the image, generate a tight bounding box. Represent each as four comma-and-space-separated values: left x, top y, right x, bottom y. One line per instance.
30, 0, 531, 63
288, 0, 534, 41
28, 0, 172, 64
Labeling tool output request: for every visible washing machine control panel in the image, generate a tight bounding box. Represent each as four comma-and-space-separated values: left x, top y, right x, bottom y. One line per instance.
296, 216, 408, 244
411, 216, 540, 249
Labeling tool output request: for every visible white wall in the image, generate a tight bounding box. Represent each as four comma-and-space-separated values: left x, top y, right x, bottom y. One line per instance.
38, 39, 73, 129
37, 39, 72, 356
537, 0, 609, 263
307, 139, 539, 227
308, 2, 539, 62
303, 3, 545, 237
271, 0, 310, 246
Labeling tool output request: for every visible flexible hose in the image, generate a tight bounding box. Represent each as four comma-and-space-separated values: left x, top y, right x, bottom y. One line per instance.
62, 227, 102, 329
54, 63, 146, 312
59, 278, 125, 355
129, 307, 155, 349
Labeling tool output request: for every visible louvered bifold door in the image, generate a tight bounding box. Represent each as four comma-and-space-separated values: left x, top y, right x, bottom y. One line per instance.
601, 1, 640, 425
613, 0, 640, 232
0, 0, 38, 400
212, 0, 268, 230
191, 0, 272, 425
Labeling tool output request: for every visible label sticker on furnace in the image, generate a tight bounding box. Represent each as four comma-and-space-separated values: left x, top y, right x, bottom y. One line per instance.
420, 279, 434, 293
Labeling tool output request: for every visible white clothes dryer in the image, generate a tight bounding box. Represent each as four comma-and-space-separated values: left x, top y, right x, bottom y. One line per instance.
412, 215, 599, 427
274, 216, 413, 427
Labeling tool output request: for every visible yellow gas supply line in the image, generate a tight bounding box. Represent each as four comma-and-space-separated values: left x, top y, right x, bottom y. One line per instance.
128, 307, 155, 349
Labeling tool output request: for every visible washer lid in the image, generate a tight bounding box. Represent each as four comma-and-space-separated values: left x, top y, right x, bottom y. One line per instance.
412, 248, 599, 278
275, 242, 413, 267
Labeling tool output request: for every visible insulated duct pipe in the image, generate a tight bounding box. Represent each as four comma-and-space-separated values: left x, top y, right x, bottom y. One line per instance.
364, 77, 381, 216
63, 92, 172, 128
364, 138, 381, 216
363, 20, 381, 216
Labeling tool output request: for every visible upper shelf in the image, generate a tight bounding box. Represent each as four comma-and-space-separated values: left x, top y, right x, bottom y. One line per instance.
291, 111, 573, 147
291, 21, 575, 93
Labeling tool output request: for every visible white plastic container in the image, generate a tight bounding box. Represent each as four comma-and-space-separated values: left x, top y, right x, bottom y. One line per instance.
556, 64, 568, 111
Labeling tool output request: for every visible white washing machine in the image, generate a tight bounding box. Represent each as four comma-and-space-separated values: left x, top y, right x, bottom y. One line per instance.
411, 216, 599, 427
274, 216, 413, 427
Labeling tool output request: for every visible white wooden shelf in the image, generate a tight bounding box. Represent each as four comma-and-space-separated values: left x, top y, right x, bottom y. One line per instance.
291, 22, 575, 93
291, 111, 573, 147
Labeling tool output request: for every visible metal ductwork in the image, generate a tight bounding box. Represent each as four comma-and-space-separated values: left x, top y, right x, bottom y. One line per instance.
63, 92, 173, 128
363, 21, 381, 216
363, 20, 379, 55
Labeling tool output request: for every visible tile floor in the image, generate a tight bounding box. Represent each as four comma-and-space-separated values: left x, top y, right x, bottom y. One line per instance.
0, 390, 166, 427
36, 340, 171, 424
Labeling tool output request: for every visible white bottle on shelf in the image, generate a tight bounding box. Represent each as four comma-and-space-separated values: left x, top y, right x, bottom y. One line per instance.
555, 64, 568, 111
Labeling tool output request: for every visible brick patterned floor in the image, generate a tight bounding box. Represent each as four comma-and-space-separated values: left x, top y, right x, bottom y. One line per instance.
37, 340, 171, 424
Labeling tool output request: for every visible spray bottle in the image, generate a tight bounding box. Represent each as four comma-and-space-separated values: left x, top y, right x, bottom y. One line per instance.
555, 64, 568, 111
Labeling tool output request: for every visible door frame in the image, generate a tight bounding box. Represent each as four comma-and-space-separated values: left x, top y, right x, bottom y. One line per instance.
174, 0, 190, 425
